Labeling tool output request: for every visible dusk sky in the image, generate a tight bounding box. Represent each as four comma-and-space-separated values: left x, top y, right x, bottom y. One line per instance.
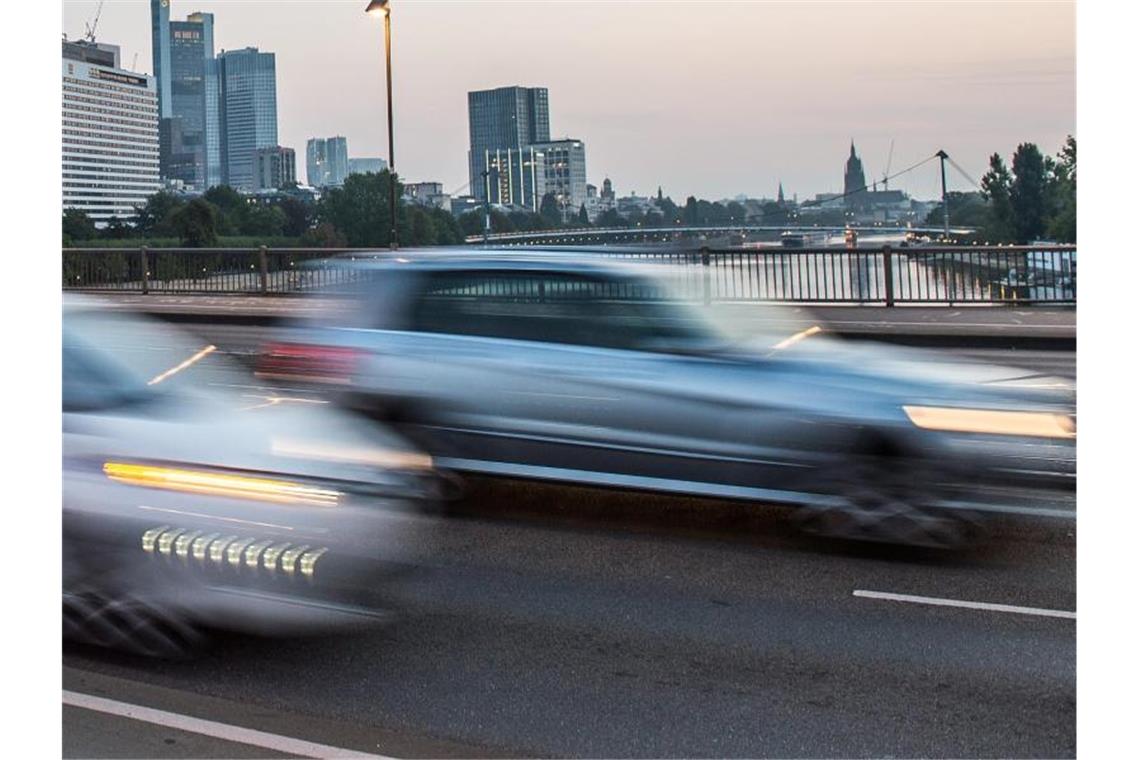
62, 0, 1075, 202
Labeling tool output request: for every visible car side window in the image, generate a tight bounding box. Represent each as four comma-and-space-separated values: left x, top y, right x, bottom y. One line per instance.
410, 269, 711, 352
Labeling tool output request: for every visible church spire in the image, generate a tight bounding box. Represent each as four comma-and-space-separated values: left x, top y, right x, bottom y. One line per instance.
777, 181, 785, 205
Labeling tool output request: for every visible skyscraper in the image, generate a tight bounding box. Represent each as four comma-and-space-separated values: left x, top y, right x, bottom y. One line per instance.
165, 12, 216, 190
468, 86, 550, 203
217, 48, 278, 191
306, 136, 350, 188
149, 0, 171, 119
531, 139, 588, 217
63, 40, 161, 225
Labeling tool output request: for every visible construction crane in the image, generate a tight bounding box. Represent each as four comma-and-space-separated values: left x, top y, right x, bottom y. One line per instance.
881, 138, 895, 191
84, 0, 105, 43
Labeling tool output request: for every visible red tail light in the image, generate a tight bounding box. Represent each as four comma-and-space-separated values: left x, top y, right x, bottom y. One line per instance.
256, 342, 362, 385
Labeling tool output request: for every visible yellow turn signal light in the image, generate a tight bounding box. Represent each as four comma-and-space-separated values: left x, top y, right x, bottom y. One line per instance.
104, 462, 341, 507
903, 406, 1075, 439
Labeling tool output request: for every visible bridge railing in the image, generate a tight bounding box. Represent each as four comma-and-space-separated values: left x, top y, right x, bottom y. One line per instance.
62, 245, 1075, 305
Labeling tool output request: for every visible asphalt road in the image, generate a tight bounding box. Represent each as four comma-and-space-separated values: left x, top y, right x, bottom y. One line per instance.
64, 490, 1075, 758
63, 313, 1076, 757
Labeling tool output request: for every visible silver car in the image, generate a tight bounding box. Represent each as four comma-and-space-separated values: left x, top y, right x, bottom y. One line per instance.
260, 252, 1075, 549
64, 297, 438, 656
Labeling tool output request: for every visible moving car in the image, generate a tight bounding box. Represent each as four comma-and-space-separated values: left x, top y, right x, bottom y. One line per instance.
64, 297, 438, 656
259, 252, 1075, 549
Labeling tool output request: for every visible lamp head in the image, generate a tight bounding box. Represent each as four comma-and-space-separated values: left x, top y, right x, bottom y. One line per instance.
365, 0, 390, 15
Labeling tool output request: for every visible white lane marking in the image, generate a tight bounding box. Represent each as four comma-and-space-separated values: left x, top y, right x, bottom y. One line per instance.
63, 690, 392, 759
853, 589, 1075, 619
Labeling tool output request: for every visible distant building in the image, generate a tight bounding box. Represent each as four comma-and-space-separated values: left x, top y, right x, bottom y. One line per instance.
63, 40, 161, 225
482, 146, 546, 211
586, 183, 597, 199
843, 141, 869, 210
348, 157, 388, 176
253, 146, 296, 191
600, 177, 615, 201
216, 47, 278, 191
450, 195, 482, 217
149, 0, 172, 118
468, 86, 550, 202
404, 181, 450, 210
165, 12, 219, 190
306, 136, 349, 187
531, 139, 588, 218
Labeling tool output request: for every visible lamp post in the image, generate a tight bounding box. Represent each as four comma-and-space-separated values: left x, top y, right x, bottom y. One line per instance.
366, 0, 397, 250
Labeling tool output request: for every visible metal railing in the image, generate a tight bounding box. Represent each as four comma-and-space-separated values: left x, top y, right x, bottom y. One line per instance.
62, 245, 1075, 305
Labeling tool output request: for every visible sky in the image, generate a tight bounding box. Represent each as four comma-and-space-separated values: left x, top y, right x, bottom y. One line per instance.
62, 0, 1075, 202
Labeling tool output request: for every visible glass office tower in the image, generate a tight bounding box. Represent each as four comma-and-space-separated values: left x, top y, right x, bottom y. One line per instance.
467, 86, 550, 204
217, 47, 278, 191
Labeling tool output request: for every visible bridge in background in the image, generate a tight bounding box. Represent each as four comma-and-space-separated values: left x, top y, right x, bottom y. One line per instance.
463, 225, 979, 246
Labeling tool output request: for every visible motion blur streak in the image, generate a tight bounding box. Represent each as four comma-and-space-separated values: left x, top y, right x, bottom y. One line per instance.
903, 405, 1076, 438
770, 324, 823, 351
271, 439, 434, 471
102, 462, 342, 507
146, 344, 217, 386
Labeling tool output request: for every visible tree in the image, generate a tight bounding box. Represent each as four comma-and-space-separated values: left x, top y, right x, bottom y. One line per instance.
725, 201, 748, 223
595, 208, 627, 228
203, 185, 249, 236
643, 210, 664, 227
63, 209, 97, 244
1010, 142, 1048, 243
577, 204, 590, 225
980, 153, 1016, 243
101, 217, 134, 240
924, 191, 990, 230
316, 170, 402, 247
243, 205, 287, 237
683, 196, 700, 225
760, 201, 789, 226
279, 196, 313, 237
132, 191, 185, 237
657, 196, 681, 223
539, 193, 563, 227
1046, 136, 1076, 243
171, 198, 218, 247
300, 222, 347, 248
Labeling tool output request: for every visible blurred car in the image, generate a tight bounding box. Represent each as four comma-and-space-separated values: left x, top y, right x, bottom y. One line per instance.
64, 297, 438, 656
258, 252, 1075, 549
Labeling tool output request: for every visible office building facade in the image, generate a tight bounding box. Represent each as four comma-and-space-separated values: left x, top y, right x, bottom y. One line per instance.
164, 12, 217, 190
531, 139, 587, 217
306, 136, 349, 188
482, 147, 546, 211
217, 47, 278, 191
63, 41, 161, 225
467, 86, 549, 202
253, 146, 296, 191
348, 157, 388, 176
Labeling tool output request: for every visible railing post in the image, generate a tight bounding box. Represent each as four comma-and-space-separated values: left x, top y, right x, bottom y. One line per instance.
140, 245, 149, 295
258, 245, 269, 294
700, 246, 711, 305
882, 245, 894, 307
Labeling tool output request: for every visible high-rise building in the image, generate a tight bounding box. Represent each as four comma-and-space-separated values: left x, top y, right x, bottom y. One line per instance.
164, 12, 217, 190
217, 47, 278, 191
150, 0, 172, 119
468, 86, 550, 202
531, 139, 588, 217
404, 181, 450, 210
306, 136, 349, 187
63, 40, 161, 225
253, 146, 296, 191
348, 157, 388, 176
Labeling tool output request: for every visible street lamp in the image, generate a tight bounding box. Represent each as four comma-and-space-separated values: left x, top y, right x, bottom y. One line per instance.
366, 0, 397, 250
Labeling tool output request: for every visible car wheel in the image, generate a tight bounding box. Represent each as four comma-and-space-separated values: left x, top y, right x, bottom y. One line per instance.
795, 457, 986, 550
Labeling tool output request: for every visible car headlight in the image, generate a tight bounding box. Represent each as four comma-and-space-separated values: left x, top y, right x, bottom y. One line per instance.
902, 406, 1075, 439
103, 462, 341, 507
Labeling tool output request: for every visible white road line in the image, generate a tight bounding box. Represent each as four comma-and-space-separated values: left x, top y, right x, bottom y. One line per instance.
62, 690, 393, 759
852, 590, 1075, 619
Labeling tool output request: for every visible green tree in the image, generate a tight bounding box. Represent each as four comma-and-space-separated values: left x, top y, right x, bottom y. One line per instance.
101, 217, 134, 240
300, 222, 347, 248
316, 170, 402, 247
279, 196, 313, 237
924, 191, 990, 230
428, 207, 464, 245
171, 198, 218, 247
132, 191, 185, 237
760, 201, 789, 226
683, 196, 700, 225
63, 209, 97, 244
1046, 135, 1076, 243
725, 201, 748, 223
980, 153, 1016, 243
1009, 142, 1048, 243
243, 205, 287, 237
539, 193, 563, 227
203, 185, 249, 236
595, 208, 627, 228
657, 196, 681, 223
643, 210, 664, 227
577, 204, 590, 225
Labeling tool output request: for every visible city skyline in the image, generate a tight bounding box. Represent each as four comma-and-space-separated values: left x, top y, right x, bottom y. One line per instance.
62, 0, 1074, 201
